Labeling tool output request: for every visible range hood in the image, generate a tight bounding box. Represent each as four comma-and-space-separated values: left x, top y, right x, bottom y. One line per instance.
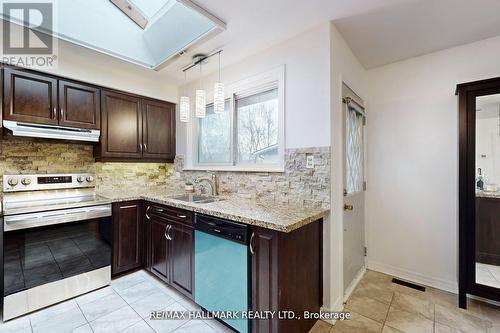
3, 120, 100, 142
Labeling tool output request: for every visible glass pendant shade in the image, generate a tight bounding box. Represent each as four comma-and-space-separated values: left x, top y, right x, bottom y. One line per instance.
179, 96, 190, 122
195, 89, 206, 118
213, 82, 225, 113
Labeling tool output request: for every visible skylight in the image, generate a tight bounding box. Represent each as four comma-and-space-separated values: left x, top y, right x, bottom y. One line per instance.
0, 0, 225, 70
130, 0, 169, 19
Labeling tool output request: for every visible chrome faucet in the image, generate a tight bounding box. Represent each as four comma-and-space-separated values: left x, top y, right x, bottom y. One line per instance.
195, 174, 218, 196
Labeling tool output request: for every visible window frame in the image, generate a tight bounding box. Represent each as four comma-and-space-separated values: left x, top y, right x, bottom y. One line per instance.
185, 66, 285, 172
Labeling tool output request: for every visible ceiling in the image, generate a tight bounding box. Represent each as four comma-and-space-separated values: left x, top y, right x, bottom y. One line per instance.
334, 0, 500, 69
156, 0, 416, 84
477, 94, 500, 119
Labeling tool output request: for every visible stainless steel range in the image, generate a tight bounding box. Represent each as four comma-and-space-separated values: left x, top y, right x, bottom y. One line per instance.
1, 174, 112, 321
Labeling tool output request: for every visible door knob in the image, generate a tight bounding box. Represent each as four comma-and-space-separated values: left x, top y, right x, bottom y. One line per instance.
344, 204, 354, 211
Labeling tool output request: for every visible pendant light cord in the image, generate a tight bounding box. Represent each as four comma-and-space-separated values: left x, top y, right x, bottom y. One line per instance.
218, 52, 221, 82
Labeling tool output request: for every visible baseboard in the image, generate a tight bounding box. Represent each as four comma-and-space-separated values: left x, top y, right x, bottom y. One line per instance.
343, 266, 366, 302
367, 259, 458, 293
469, 294, 500, 307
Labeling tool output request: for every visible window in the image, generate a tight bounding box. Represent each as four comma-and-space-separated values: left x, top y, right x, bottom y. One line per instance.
345, 105, 364, 194
189, 67, 285, 171
236, 88, 279, 164
198, 100, 231, 164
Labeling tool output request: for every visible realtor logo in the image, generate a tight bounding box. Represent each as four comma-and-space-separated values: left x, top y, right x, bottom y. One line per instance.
1, 1, 58, 68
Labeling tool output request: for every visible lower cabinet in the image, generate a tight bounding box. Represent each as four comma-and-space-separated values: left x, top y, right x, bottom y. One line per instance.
251, 221, 323, 333
112, 199, 323, 333
170, 221, 195, 297
145, 203, 194, 299
476, 197, 500, 265
112, 201, 143, 276
149, 214, 170, 284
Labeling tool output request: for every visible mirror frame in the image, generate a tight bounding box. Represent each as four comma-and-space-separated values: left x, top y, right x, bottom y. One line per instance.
457, 77, 500, 309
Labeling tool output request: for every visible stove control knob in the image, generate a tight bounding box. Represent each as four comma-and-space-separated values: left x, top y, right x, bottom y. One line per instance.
7, 178, 18, 187
86, 176, 94, 183
77, 176, 84, 183
21, 178, 31, 186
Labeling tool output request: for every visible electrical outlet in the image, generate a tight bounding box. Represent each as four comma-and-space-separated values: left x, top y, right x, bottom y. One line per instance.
306, 155, 314, 169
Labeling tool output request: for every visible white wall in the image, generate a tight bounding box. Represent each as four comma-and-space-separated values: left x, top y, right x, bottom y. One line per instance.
5, 22, 178, 102
476, 109, 500, 187
328, 23, 367, 311
52, 40, 178, 102
177, 23, 331, 155
365, 35, 500, 292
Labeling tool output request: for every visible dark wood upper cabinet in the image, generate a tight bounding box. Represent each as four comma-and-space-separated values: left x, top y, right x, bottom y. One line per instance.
98, 90, 143, 159
169, 221, 194, 298
96, 92, 175, 162
59, 80, 100, 129
142, 99, 175, 160
3, 67, 58, 124
112, 201, 143, 276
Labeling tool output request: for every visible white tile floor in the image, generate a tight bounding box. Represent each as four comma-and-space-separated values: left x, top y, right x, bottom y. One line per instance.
0, 270, 235, 333
476, 262, 500, 288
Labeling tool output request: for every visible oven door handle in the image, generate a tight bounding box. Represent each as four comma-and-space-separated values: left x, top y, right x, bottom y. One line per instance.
3, 205, 112, 231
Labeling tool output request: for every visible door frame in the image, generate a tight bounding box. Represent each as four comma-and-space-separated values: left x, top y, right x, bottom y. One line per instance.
457, 77, 500, 308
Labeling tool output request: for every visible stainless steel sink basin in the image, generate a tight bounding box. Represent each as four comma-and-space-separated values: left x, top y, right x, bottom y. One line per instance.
170, 194, 224, 204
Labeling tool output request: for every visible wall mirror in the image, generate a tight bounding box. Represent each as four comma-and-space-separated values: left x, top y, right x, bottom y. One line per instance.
475, 94, 500, 289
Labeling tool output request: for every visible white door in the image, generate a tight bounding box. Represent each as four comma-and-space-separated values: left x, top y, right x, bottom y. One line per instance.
343, 92, 366, 293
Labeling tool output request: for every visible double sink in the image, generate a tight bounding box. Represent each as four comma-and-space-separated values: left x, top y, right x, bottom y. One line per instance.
170, 194, 224, 204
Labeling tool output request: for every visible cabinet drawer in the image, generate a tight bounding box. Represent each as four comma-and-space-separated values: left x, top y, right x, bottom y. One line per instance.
146, 204, 193, 226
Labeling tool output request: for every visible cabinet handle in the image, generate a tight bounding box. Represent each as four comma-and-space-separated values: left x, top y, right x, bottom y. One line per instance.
155, 208, 164, 213
168, 225, 173, 240
52, 107, 57, 119
177, 215, 186, 218
144, 143, 147, 152
249, 232, 255, 255
60, 108, 64, 119
164, 226, 168, 239
139, 143, 143, 152
145, 206, 151, 219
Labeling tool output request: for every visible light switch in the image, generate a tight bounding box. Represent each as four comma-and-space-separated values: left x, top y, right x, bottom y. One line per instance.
306, 155, 314, 169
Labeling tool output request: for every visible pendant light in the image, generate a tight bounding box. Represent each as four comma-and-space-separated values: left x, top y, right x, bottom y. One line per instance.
213, 52, 224, 113
195, 62, 206, 118
179, 71, 190, 122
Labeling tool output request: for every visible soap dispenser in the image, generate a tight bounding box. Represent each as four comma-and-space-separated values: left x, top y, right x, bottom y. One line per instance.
476, 168, 484, 190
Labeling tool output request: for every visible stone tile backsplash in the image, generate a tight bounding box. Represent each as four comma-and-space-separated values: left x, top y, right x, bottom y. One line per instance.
0, 137, 171, 191
0, 137, 330, 208
172, 146, 331, 208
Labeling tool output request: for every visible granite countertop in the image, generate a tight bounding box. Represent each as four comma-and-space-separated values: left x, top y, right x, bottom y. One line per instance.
476, 191, 500, 199
98, 187, 329, 233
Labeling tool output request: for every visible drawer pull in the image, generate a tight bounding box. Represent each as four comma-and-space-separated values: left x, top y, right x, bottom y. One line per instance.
178, 215, 187, 218
249, 232, 255, 255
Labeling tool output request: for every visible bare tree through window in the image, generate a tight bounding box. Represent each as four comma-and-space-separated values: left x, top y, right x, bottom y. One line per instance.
237, 88, 279, 164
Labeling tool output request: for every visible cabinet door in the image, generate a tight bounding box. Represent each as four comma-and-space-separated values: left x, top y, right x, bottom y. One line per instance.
142, 99, 175, 160
112, 201, 143, 275
3, 67, 58, 124
59, 80, 100, 129
100, 90, 143, 159
169, 222, 194, 298
149, 215, 170, 283
251, 227, 279, 333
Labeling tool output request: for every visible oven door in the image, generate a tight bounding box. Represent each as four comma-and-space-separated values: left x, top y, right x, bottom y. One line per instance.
3, 207, 112, 320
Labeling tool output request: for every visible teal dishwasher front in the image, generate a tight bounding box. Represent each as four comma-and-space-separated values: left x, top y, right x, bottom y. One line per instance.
194, 214, 250, 333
